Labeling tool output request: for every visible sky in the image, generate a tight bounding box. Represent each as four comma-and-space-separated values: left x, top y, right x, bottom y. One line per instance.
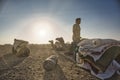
0, 0, 120, 44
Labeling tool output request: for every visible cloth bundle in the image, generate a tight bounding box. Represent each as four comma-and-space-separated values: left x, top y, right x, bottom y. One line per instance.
77, 39, 120, 79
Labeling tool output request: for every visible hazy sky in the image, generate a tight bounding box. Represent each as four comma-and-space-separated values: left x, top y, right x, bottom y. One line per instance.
0, 0, 120, 44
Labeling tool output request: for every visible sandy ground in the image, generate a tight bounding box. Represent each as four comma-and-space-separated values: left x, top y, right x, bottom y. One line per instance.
0, 44, 119, 80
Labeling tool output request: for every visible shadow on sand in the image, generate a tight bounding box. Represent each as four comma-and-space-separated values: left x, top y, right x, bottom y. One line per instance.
0, 53, 26, 75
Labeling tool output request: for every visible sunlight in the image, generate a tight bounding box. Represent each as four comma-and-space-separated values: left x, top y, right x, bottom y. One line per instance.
33, 22, 50, 36
31, 21, 54, 43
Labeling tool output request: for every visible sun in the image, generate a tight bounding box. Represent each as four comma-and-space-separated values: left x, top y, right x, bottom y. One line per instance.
39, 29, 47, 37
34, 23, 50, 36
31, 21, 54, 43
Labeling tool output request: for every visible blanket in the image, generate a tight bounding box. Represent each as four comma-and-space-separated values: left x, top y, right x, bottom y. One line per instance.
77, 39, 120, 79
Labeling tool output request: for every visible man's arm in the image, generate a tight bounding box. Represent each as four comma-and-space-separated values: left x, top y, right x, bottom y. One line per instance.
73, 24, 77, 33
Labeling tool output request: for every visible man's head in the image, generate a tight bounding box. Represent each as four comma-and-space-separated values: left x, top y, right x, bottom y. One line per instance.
75, 18, 81, 24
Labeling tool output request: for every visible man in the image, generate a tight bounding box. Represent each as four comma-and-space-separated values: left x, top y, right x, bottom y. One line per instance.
72, 18, 81, 44
69, 18, 81, 54
65, 18, 81, 55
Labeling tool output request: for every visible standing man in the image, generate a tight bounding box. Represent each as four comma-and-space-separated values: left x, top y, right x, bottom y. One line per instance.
66, 18, 81, 55
72, 18, 81, 44
71, 18, 81, 60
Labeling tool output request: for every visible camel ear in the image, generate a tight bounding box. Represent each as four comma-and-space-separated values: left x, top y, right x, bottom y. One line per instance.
56, 38, 58, 40
92, 39, 101, 47
93, 40, 97, 45
14, 39, 16, 41
26, 41, 29, 44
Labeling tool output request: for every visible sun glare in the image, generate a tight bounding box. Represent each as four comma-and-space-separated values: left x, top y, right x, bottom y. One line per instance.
31, 21, 54, 43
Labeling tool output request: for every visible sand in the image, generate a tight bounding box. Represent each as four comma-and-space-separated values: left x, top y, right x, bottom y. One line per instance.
0, 44, 119, 80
